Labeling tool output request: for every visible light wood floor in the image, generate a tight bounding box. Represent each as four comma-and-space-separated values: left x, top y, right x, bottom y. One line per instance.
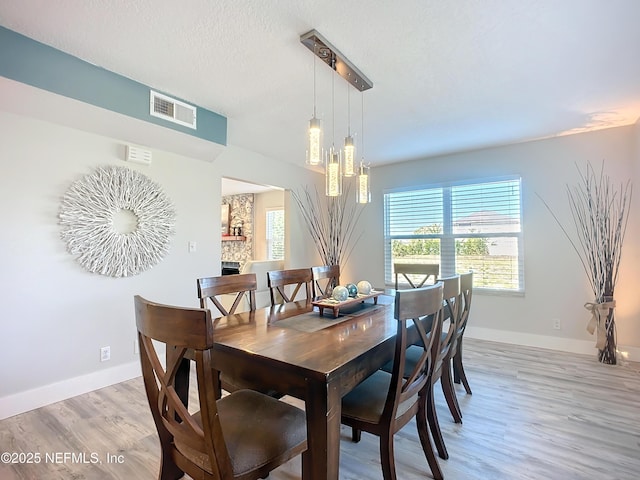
1, 338, 639, 479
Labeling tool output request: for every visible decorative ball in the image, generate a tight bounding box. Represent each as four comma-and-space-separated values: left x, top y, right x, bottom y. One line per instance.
357, 280, 372, 295
346, 283, 358, 297
332, 285, 349, 302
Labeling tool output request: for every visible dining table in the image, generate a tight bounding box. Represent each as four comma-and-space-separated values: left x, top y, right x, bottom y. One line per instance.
208, 293, 398, 480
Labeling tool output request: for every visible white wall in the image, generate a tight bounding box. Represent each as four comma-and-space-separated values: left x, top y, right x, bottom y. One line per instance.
0, 111, 317, 419
349, 125, 640, 359
619, 119, 640, 352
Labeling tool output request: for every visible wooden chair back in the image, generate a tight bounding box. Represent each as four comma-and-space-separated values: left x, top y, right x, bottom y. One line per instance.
389, 283, 444, 419
134, 295, 233, 479
311, 265, 340, 298
267, 268, 313, 305
457, 271, 473, 340
417, 275, 463, 462
452, 271, 474, 394
197, 273, 257, 316
394, 262, 439, 289
431, 273, 471, 427
433, 275, 461, 377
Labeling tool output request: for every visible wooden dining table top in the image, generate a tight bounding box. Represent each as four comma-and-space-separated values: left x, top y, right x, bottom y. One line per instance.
210, 294, 397, 480
212, 296, 396, 378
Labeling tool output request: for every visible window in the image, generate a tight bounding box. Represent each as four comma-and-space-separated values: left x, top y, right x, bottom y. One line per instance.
266, 208, 285, 260
384, 177, 523, 293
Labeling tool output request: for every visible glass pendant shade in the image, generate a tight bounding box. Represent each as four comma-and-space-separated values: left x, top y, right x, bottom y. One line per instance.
325, 149, 343, 197
307, 116, 322, 166
356, 163, 371, 204
343, 135, 355, 176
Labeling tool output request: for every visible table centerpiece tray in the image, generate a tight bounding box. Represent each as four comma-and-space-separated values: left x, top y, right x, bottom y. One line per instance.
311, 290, 382, 318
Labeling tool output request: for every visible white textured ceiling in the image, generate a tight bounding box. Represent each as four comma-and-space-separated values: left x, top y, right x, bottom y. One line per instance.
2, 0, 640, 167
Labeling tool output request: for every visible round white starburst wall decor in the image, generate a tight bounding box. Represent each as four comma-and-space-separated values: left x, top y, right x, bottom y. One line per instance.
59, 165, 176, 277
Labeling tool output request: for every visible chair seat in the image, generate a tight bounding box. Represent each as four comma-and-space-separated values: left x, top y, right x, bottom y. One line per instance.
341, 371, 415, 424
175, 389, 307, 477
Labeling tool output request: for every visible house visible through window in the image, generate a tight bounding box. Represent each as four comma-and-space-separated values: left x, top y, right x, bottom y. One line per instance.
266, 208, 285, 260
384, 177, 523, 293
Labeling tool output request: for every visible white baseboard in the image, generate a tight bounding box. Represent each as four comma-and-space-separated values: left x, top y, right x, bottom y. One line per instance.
0, 361, 141, 421
465, 326, 640, 363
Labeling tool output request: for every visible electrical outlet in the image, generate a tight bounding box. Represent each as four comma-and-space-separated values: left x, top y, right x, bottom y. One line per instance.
553, 319, 561, 330
134, 339, 139, 355
188, 241, 197, 253
100, 346, 111, 362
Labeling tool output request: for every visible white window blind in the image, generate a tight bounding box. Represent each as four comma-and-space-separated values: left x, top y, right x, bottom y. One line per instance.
384, 177, 523, 293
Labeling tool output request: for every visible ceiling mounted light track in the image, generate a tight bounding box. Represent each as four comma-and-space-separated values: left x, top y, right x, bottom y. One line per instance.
300, 30, 373, 92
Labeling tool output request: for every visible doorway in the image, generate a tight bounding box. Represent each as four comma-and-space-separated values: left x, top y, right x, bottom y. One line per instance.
221, 177, 286, 271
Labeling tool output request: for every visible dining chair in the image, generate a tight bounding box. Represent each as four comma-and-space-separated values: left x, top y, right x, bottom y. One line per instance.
267, 268, 313, 305
421, 275, 462, 460
311, 264, 340, 299
197, 273, 257, 316
386, 274, 463, 422
452, 271, 473, 394
134, 295, 308, 480
340, 283, 445, 480
393, 262, 439, 290
197, 273, 282, 398
384, 275, 462, 465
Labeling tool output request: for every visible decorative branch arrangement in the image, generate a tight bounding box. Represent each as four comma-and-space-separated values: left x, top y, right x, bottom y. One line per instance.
538, 161, 632, 364
291, 184, 364, 270
59, 165, 176, 277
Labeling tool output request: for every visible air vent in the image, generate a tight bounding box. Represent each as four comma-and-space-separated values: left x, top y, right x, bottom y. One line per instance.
150, 90, 197, 129
125, 145, 152, 165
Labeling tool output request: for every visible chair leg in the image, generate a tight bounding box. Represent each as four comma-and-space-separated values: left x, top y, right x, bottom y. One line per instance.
441, 358, 463, 423
352, 427, 362, 443
417, 389, 444, 480
427, 380, 449, 460
453, 341, 462, 384
453, 348, 472, 395
379, 431, 397, 480
159, 447, 185, 480
453, 355, 461, 384
159, 357, 188, 480
301, 450, 310, 480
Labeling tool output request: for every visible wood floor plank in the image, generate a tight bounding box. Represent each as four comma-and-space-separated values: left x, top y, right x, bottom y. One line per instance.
1, 338, 639, 479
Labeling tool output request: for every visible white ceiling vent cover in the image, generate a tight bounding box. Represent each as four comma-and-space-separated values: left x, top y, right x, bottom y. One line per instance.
125, 145, 152, 165
150, 90, 197, 129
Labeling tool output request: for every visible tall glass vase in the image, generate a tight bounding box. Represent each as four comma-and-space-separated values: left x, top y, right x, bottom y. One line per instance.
598, 295, 617, 365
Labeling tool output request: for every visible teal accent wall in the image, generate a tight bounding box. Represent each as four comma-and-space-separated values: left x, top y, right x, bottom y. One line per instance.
0, 26, 227, 146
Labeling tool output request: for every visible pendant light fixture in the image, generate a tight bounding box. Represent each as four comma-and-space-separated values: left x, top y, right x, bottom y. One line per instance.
308, 118, 322, 166
300, 30, 373, 199
326, 62, 343, 196
357, 163, 371, 204
326, 149, 343, 197
306, 41, 322, 166
357, 92, 371, 204
343, 84, 355, 177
